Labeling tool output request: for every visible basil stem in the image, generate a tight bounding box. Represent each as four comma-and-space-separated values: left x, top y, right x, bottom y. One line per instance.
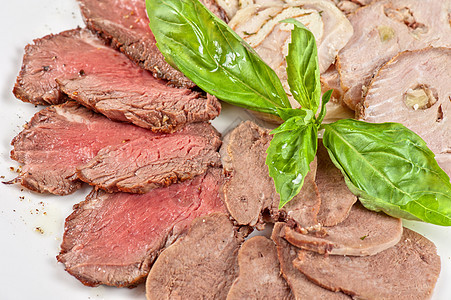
322, 119, 451, 226
146, 0, 290, 115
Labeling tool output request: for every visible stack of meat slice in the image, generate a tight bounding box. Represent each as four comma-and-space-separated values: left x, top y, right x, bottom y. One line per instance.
10, 0, 230, 288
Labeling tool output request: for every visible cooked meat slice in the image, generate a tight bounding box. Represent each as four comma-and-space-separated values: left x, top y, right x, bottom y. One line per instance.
320, 65, 344, 104
58, 169, 226, 287
316, 140, 357, 226
10, 102, 154, 195
227, 236, 294, 300
145, 213, 241, 300
220, 121, 321, 229
337, 0, 451, 110
332, 0, 374, 15
77, 124, 221, 193
78, 0, 226, 88
14, 27, 221, 130
357, 48, 451, 176
215, 0, 240, 19
10, 102, 220, 195
285, 202, 402, 256
58, 75, 220, 132
13, 28, 106, 105
229, 0, 352, 108
271, 223, 350, 299
293, 228, 441, 299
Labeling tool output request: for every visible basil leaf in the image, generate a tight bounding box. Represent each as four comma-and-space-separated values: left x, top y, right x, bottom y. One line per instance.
323, 119, 451, 226
316, 89, 332, 125
283, 19, 321, 112
146, 0, 291, 115
276, 107, 314, 123
266, 117, 318, 208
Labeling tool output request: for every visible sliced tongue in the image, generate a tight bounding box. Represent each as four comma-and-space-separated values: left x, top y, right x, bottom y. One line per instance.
285, 202, 403, 256
293, 228, 441, 299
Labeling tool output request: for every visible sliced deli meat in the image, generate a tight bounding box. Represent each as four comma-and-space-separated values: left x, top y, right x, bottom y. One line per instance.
284, 203, 403, 256
13, 28, 220, 131
227, 236, 294, 300
145, 213, 242, 300
220, 121, 321, 229
293, 228, 441, 299
10, 102, 152, 195
315, 140, 357, 226
58, 169, 226, 287
337, 0, 451, 110
271, 223, 350, 299
229, 0, 352, 109
78, 0, 227, 88
11, 102, 221, 195
358, 47, 451, 176
77, 123, 221, 193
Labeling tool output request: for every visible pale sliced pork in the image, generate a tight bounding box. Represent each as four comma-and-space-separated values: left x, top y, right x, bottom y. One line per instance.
337, 0, 451, 110
358, 47, 451, 176
229, 0, 353, 108
293, 228, 441, 299
285, 203, 402, 256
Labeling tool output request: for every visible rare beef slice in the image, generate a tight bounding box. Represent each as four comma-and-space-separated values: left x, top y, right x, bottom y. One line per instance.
271, 223, 350, 300
337, 0, 451, 110
220, 121, 321, 229
145, 213, 241, 299
357, 48, 451, 177
13, 28, 220, 131
227, 236, 294, 300
10, 102, 220, 195
58, 169, 226, 287
77, 123, 221, 193
293, 228, 441, 299
315, 140, 357, 226
284, 202, 402, 256
78, 0, 227, 88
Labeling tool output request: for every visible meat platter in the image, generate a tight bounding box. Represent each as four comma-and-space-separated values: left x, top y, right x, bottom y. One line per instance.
0, 0, 450, 299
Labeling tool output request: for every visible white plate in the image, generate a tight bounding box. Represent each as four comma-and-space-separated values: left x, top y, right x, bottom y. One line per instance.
0, 1, 449, 299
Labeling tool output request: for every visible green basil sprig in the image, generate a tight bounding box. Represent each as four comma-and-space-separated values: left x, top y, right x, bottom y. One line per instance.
147, 0, 451, 225
146, 0, 290, 115
322, 120, 451, 225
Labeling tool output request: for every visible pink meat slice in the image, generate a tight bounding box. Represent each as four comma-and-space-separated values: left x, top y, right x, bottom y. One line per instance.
77, 125, 221, 193
78, 0, 227, 88
10, 102, 154, 195
13, 28, 220, 131
10, 102, 220, 195
57, 168, 226, 287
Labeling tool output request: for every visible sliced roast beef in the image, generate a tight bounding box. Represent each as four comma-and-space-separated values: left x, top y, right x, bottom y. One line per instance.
284, 202, 402, 256
271, 223, 350, 299
315, 141, 357, 226
145, 213, 241, 299
58, 169, 226, 287
228, 0, 353, 108
10, 102, 152, 195
293, 228, 441, 299
220, 121, 321, 229
357, 48, 451, 177
78, 0, 227, 88
13, 28, 106, 105
77, 124, 221, 193
11, 102, 220, 195
337, 0, 451, 110
227, 236, 294, 300
13, 28, 220, 131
